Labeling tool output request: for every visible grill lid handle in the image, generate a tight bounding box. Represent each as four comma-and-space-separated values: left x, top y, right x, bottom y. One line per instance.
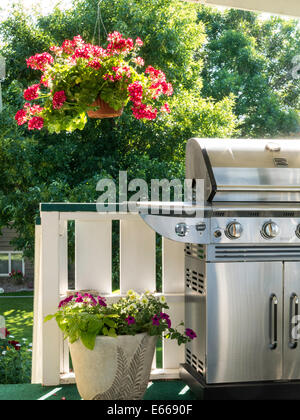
265, 142, 281, 152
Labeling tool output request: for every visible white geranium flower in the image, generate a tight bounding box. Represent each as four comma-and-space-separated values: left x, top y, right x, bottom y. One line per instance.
0, 288, 4, 294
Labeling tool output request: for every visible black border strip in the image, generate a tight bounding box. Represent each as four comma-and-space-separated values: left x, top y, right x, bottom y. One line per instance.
201, 148, 217, 202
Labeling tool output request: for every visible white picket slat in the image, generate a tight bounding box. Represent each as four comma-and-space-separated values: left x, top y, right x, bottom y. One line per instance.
120, 216, 156, 293
75, 221, 112, 294
162, 239, 185, 369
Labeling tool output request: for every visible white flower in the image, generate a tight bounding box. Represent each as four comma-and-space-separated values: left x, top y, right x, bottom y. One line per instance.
8, 335, 14, 339
22, 338, 27, 342
140, 296, 149, 306
159, 295, 167, 304
29, 343, 32, 347
127, 289, 135, 296
0, 288, 4, 294
127, 304, 137, 312
2, 351, 6, 356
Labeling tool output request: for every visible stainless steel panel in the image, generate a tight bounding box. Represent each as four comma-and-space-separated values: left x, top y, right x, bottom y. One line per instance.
186, 138, 300, 202
211, 217, 300, 244
185, 256, 207, 378
206, 262, 283, 384
139, 214, 211, 244
283, 262, 300, 380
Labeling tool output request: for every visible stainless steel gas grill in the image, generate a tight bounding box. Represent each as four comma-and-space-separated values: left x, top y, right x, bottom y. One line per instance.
139, 138, 300, 399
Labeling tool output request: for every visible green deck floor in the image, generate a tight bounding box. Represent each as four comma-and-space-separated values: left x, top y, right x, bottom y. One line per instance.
0, 381, 197, 401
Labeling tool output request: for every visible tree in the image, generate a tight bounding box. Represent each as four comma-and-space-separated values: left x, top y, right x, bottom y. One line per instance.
198, 7, 300, 137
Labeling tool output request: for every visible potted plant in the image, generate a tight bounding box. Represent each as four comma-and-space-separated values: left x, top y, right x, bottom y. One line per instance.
15, 33, 173, 133
45, 290, 196, 400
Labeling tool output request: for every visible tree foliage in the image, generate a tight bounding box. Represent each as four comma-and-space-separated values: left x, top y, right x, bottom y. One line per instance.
0, 0, 237, 259
198, 7, 300, 137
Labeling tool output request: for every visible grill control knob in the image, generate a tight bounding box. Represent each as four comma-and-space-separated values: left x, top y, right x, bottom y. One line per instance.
225, 222, 243, 239
175, 223, 189, 237
261, 221, 279, 239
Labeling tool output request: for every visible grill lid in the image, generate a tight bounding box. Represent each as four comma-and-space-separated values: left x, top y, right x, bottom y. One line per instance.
186, 139, 300, 202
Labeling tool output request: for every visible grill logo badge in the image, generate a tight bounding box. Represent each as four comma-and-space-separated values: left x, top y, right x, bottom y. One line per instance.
273, 158, 288, 168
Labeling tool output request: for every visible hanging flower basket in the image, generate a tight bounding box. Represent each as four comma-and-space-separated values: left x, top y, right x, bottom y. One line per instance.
87, 97, 123, 119
15, 32, 173, 134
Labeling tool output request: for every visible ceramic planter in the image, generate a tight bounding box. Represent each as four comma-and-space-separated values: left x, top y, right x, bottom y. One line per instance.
69, 333, 157, 400
87, 97, 123, 119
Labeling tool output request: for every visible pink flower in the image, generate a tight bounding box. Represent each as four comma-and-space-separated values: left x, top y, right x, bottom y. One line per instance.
59, 295, 74, 309
87, 59, 102, 70
28, 116, 44, 131
185, 329, 197, 340
26, 52, 53, 71
15, 109, 27, 125
125, 316, 136, 325
97, 296, 107, 307
159, 312, 171, 328
160, 103, 171, 114
24, 84, 40, 101
53, 91, 67, 109
133, 57, 145, 67
135, 37, 143, 47
152, 315, 160, 326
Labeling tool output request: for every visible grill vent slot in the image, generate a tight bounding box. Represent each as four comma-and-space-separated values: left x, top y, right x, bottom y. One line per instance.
185, 244, 205, 260
186, 267, 205, 294
186, 349, 204, 377
214, 245, 300, 261
214, 211, 225, 217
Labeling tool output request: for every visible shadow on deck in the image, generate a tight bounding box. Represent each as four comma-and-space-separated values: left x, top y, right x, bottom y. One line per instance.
0, 380, 197, 401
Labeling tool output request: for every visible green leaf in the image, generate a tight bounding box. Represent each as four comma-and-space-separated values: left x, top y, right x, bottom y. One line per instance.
80, 332, 96, 350
44, 314, 55, 323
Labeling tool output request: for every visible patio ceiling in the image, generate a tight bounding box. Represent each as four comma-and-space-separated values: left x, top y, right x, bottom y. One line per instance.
185, 0, 300, 18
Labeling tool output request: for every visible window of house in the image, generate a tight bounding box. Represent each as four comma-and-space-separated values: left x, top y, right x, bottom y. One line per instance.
0, 252, 24, 276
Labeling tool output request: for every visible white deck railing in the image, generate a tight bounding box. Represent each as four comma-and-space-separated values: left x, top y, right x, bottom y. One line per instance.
32, 203, 185, 386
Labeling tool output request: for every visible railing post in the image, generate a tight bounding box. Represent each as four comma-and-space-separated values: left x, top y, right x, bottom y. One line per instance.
40, 212, 61, 385
32, 220, 42, 384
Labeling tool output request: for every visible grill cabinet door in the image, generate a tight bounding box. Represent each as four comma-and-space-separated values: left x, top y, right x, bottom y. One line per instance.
206, 262, 283, 384
283, 262, 300, 380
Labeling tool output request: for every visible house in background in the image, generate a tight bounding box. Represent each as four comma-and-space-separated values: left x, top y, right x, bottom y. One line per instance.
0, 227, 34, 289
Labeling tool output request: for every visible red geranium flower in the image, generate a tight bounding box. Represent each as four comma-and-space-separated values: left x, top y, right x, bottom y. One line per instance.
28, 116, 44, 130
53, 91, 67, 109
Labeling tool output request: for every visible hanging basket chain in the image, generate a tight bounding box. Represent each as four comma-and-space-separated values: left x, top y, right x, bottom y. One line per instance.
0, 56, 6, 113
93, 0, 108, 46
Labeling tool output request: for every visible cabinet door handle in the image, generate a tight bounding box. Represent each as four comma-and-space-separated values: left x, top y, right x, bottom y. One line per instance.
270, 294, 278, 350
289, 294, 299, 349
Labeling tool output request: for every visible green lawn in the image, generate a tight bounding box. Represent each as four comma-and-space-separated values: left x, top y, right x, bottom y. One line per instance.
0, 296, 33, 342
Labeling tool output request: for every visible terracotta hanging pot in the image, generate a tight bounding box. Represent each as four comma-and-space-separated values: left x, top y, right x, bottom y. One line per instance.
87, 96, 123, 119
